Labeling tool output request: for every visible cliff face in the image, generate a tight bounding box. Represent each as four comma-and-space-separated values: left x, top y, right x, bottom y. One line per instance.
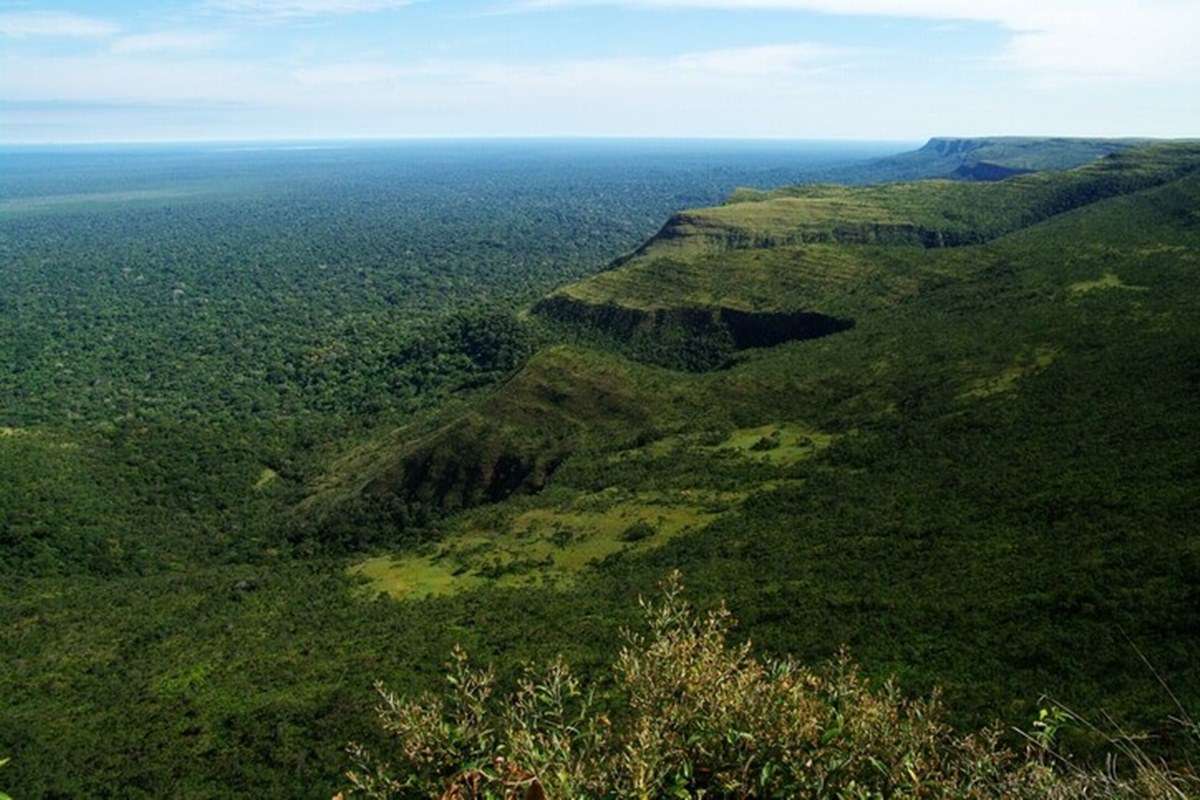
920, 137, 991, 157
642, 211, 963, 250
303, 141, 1200, 534
950, 161, 1033, 181
532, 143, 1200, 372
535, 294, 853, 351
914, 136, 1145, 172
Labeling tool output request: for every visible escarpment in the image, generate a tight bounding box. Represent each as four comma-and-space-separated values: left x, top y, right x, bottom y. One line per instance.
296, 347, 669, 530
535, 294, 854, 353
533, 143, 1200, 363
637, 211, 976, 251
628, 211, 954, 253
300, 141, 1200, 538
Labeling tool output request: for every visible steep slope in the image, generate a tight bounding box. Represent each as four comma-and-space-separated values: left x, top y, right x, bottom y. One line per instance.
13, 137, 1200, 800
828, 135, 1149, 183
297, 347, 704, 543
535, 143, 1200, 359
310, 146, 1200, 746
309, 143, 1200, 536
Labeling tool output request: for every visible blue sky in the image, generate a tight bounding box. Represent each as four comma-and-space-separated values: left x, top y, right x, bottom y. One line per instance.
1, 0, 1197, 142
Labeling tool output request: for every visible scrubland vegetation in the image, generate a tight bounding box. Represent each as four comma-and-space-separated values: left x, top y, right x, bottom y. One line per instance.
343, 575, 1199, 799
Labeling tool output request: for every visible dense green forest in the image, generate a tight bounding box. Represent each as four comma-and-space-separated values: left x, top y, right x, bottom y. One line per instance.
0, 140, 893, 577
3, 138, 1199, 797
1, 140, 897, 794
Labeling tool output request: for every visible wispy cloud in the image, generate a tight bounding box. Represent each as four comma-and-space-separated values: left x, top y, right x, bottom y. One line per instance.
2, 2, 1195, 141
294, 42, 853, 88
512, 0, 1200, 83
203, 0, 412, 19
675, 42, 849, 76
111, 31, 229, 54
0, 41, 854, 129
0, 11, 119, 38
0, 54, 285, 106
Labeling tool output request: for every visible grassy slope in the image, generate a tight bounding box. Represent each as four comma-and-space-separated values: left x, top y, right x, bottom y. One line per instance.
5, 140, 1200, 797
340, 150, 1200, 744
549, 144, 1200, 316
824, 136, 1150, 184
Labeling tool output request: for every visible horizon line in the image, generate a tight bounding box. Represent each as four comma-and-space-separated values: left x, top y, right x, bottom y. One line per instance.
0, 133, 929, 148
2, 132, 1190, 149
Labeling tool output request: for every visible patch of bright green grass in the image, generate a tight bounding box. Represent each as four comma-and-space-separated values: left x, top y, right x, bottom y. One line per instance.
712, 424, 836, 465
962, 346, 1060, 399
626, 423, 834, 466
1068, 272, 1149, 294
253, 468, 279, 490
349, 553, 484, 600
348, 489, 735, 600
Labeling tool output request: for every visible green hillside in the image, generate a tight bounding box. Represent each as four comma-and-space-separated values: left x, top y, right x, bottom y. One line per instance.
5, 139, 1200, 797
827, 136, 1152, 183
542, 143, 1199, 315
318, 142, 1200, 756
524, 144, 1200, 373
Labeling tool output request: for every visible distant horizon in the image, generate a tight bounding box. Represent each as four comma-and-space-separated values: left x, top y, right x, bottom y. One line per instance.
2, 133, 1189, 149
3, 134, 914, 145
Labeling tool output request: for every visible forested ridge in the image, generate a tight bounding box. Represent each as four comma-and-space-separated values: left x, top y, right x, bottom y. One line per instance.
1, 140, 883, 576
3, 138, 1199, 797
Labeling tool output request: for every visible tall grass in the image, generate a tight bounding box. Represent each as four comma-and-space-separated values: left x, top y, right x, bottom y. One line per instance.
341, 573, 1198, 799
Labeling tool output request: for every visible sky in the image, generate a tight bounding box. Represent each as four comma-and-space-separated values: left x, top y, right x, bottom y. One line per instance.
1, 0, 1198, 143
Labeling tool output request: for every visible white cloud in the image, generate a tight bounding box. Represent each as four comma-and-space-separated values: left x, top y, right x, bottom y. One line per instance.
111, 31, 229, 54
0, 55, 284, 109
517, 0, 1200, 82
204, 0, 412, 18
292, 42, 851, 90
0, 42, 853, 137
2, 32, 1195, 141
0, 11, 119, 38
998, 3, 1200, 82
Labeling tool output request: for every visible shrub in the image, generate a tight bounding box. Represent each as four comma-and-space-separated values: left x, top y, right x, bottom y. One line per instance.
341, 573, 1199, 799
749, 432, 781, 452
619, 521, 657, 543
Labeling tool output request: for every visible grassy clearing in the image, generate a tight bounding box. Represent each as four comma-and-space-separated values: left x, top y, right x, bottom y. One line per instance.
962, 346, 1060, 399
345, 421, 832, 602
713, 424, 836, 465
348, 553, 484, 600
348, 489, 734, 600
627, 423, 834, 466
1068, 272, 1149, 294
253, 467, 279, 490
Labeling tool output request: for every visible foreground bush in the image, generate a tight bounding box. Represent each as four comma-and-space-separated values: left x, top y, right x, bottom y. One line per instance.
342, 573, 1198, 799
